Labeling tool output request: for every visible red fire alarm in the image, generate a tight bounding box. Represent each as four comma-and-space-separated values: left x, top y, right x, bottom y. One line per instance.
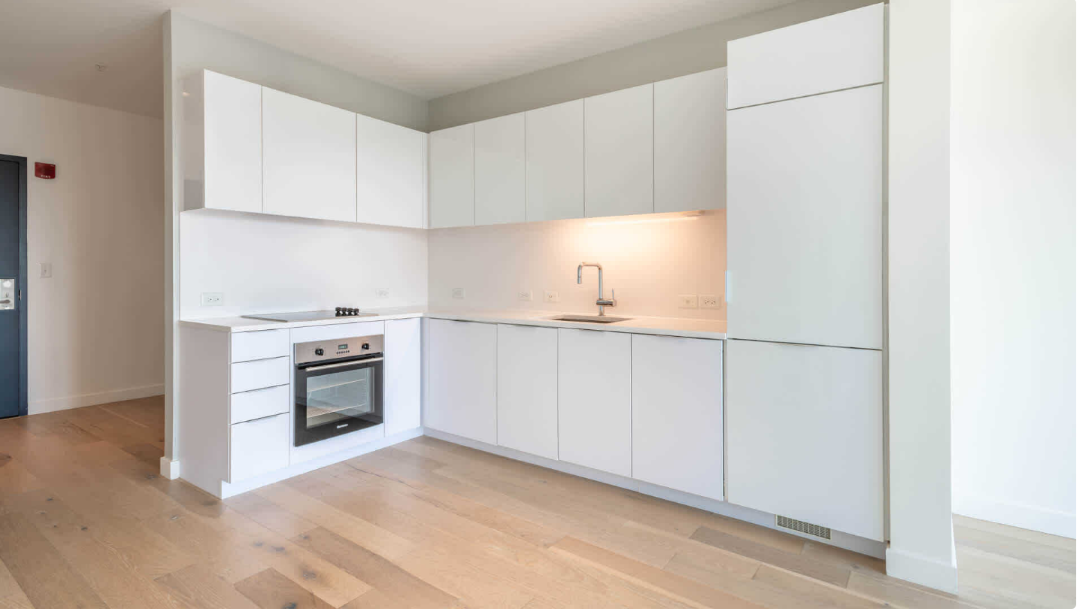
34, 162, 56, 179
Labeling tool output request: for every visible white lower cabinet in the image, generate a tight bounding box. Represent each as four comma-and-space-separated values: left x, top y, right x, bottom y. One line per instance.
497, 324, 558, 460
425, 319, 497, 444
631, 335, 724, 500
384, 318, 422, 436
725, 340, 884, 541
557, 328, 632, 477
230, 413, 290, 483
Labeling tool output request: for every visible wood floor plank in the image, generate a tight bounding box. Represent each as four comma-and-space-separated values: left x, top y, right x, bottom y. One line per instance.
0, 509, 107, 608
156, 563, 259, 608
691, 524, 852, 587
227, 490, 319, 538
956, 544, 1076, 608
551, 536, 762, 608
845, 570, 975, 608
954, 520, 1076, 574
751, 564, 884, 608
293, 526, 463, 608
0, 557, 32, 609
234, 567, 334, 609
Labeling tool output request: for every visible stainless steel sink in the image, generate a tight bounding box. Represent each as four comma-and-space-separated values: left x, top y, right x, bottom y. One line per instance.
549, 314, 631, 324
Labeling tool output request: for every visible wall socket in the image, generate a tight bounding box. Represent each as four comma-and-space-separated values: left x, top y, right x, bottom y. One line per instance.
678, 294, 698, 309
451, 288, 466, 300
699, 294, 721, 309
517, 290, 533, 302
201, 292, 224, 306
375, 288, 390, 299
39, 263, 52, 278
544, 290, 560, 303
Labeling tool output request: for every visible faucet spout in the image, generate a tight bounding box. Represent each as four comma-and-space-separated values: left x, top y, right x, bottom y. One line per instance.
577, 262, 614, 316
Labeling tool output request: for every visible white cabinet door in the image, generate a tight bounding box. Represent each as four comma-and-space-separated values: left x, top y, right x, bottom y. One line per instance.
426, 319, 497, 444
497, 324, 558, 460
726, 340, 884, 541
429, 124, 475, 228
584, 84, 653, 218
727, 85, 882, 349
183, 70, 263, 213
557, 328, 631, 477
384, 318, 422, 436
654, 68, 726, 213
631, 335, 723, 500
356, 114, 425, 228
727, 3, 883, 109
262, 87, 357, 222
230, 413, 289, 483
475, 113, 526, 226
525, 100, 584, 222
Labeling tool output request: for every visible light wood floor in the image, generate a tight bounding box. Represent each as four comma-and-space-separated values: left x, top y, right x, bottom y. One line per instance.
0, 396, 1073, 609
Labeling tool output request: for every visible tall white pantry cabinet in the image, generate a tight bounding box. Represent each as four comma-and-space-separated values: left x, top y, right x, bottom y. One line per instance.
725, 3, 887, 542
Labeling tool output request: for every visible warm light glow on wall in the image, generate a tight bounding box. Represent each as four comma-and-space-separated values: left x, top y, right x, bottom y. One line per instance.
585, 211, 706, 227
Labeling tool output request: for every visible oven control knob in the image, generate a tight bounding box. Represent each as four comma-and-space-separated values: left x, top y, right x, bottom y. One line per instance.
362, 343, 370, 350
315, 348, 324, 356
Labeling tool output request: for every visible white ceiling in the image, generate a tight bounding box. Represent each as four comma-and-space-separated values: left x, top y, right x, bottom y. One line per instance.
0, 0, 795, 119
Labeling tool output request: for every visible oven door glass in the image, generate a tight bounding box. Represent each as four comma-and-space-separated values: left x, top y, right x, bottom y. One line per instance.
295, 359, 382, 446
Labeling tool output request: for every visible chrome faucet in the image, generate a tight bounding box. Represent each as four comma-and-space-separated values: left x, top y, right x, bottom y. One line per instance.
577, 262, 616, 316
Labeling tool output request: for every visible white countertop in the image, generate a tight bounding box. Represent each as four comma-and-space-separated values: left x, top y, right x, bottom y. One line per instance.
180, 306, 726, 340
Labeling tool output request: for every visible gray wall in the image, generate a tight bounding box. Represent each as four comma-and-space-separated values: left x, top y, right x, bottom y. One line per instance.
427, 0, 877, 131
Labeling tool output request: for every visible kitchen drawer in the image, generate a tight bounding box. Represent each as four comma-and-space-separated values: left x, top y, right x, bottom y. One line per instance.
231, 329, 290, 363
231, 384, 290, 424
230, 413, 289, 483
231, 357, 289, 393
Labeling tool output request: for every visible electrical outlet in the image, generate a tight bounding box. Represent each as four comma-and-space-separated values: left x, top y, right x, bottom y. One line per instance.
679, 294, 698, 309
201, 292, 224, 306
375, 288, 390, 299
700, 294, 720, 309
451, 288, 466, 300
39, 263, 52, 278
517, 290, 533, 302
544, 290, 560, 303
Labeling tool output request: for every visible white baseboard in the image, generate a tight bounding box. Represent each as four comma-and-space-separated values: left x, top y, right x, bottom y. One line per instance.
423, 427, 887, 560
160, 456, 180, 480
29, 384, 164, 415
954, 492, 1076, 539
886, 546, 959, 594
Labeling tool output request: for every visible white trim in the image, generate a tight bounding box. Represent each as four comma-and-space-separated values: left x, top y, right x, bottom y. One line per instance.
954, 494, 1076, 539
424, 427, 886, 559
159, 456, 180, 480
885, 546, 959, 594
29, 385, 164, 415
207, 426, 424, 499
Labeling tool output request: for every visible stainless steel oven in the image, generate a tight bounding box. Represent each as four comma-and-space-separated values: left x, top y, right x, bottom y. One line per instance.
293, 334, 383, 446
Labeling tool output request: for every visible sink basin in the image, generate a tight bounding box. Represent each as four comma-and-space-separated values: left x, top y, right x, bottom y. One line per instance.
549, 314, 631, 324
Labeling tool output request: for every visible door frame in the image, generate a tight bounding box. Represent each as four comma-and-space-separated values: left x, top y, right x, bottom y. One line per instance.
1, 154, 27, 416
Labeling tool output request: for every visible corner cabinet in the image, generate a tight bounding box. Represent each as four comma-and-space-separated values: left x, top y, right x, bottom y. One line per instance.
425, 319, 497, 443
428, 124, 475, 228
356, 115, 426, 229
262, 87, 357, 222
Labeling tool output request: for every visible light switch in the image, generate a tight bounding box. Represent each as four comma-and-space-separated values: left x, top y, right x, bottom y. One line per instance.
40, 263, 52, 278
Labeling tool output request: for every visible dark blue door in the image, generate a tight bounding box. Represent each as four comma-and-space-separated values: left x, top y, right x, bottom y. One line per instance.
0, 156, 26, 418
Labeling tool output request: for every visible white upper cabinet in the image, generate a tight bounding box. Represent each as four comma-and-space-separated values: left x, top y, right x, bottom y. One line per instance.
654, 68, 726, 213
525, 100, 584, 222
475, 113, 526, 226
631, 335, 724, 501
557, 328, 632, 477
356, 114, 425, 229
182, 70, 263, 214
727, 85, 883, 350
727, 3, 884, 109
262, 87, 357, 222
429, 124, 475, 228
725, 340, 884, 541
425, 319, 497, 444
497, 324, 558, 460
584, 84, 654, 218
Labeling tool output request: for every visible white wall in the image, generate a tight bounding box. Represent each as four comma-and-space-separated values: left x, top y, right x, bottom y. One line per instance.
428, 211, 725, 320
180, 212, 426, 318
886, 0, 958, 594
164, 11, 432, 465
0, 86, 164, 413
950, 0, 1076, 539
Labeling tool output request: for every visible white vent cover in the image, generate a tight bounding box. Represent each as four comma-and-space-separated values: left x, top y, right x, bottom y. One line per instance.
776, 515, 832, 540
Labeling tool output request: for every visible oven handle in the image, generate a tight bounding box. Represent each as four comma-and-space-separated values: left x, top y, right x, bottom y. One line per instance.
301, 357, 383, 372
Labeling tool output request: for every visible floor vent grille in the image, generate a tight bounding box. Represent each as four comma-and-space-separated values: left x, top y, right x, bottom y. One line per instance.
776, 515, 831, 540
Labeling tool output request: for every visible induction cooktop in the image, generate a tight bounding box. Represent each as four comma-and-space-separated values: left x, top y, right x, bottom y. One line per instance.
242, 308, 377, 323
